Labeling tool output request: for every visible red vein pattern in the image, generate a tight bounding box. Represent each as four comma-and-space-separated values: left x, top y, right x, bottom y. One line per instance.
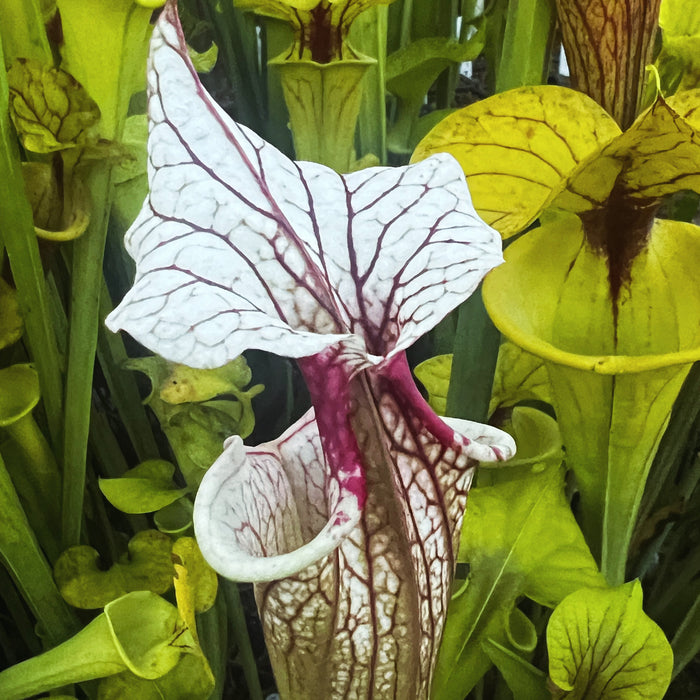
106, 0, 502, 370
196, 352, 514, 698
555, 0, 662, 129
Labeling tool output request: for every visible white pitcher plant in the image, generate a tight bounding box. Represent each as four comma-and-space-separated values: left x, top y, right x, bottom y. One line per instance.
106, 3, 515, 697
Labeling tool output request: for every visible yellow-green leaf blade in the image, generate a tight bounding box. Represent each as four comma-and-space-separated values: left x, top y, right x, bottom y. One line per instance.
7, 58, 100, 153
616, 94, 700, 199
556, 93, 700, 208
99, 460, 190, 514
54, 530, 175, 609
412, 86, 620, 237
547, 581, 673, 699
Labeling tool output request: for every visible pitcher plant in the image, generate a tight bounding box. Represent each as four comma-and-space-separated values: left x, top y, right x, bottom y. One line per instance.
105, 3, 515, 697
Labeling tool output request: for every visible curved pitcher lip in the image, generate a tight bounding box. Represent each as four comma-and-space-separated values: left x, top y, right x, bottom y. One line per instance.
483, 219, 700, 375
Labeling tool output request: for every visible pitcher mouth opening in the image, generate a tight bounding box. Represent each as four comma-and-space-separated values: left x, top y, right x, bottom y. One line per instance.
483, 218, 700, 375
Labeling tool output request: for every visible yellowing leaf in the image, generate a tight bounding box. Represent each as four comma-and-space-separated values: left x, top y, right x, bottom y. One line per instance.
547, 581, 673, 699
7, 58, 100, 152
610, 94, 700, 199
412, 86, 620, 237
159, 357, 253, 404
172, 538, 218, 616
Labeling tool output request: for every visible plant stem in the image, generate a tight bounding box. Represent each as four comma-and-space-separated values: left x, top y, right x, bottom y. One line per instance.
97, 278, 161, 462
224, 582, 264, 700
671, 592, 700, 679
4, 413, 62, 560
496, 0, 555, 92
0, 452, 78, 647
446, 285, 500, 422
351, 5, 388, 164
62, 165, 113, 548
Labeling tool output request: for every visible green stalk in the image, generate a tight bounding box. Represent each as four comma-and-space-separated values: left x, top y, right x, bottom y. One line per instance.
446, 2, 555, 424
197, 0, 266, 132
496, 0, 556, 92
198, 587, 229, 700
0, 451, 79, 647
636, 361, 700, 531
3, 412, 62, 560
445, 284, 501, 422
0, 567, 42, 658
351, 5, 388, 164
61, 166, 113, 548
0, 35, 64, 447
0, 615, 121, 700
224, 582, 264, 700
98, 279, 161, 462
671, 587, 700, 679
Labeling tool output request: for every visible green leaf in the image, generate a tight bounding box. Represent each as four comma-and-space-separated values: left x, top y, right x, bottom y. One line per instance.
163, 401, 254, 481
655, 0, 700, 92
547, 581, 673, 699
154, 498, 194, 537
432, 418, 604, 699
0, 0, 52, 65
489, 341, 551, 414
56, 0, 160, 138
99, 460, 190, 514
478, 407, 562, 488
0, 451, 79, 647
97, 652, 214, 700
54, 530, 175, 609
386, 36, 485, 154
104, 591, 196, 679
412, 86, 620, 237
413, 342, 551, 418
481, 638, 549, 700
7, 58, 100, 152
188, 42, 219, 73
414, 354, 451, 414
124, 355, 262, 485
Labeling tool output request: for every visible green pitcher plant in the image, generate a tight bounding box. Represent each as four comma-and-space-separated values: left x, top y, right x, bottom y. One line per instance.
105, 3, 515, 697
234, 0, 396, 171
414, 82, 700, 586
